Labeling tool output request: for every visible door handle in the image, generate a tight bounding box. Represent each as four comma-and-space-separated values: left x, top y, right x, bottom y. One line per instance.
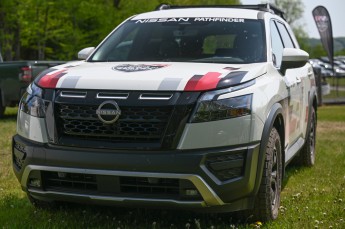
308, 71, 313, 77
296, 77, 302, 84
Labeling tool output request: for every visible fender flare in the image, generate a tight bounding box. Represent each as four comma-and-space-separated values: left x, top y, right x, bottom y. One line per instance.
252, 103, 283, 195
307, 88, 318, 126
300, 88, 317, 152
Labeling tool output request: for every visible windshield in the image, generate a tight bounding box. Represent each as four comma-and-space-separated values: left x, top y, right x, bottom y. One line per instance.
90, 17, 266, 64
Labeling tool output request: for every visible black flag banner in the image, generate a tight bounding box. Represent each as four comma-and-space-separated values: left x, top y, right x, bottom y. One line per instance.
312, 6, 334, 68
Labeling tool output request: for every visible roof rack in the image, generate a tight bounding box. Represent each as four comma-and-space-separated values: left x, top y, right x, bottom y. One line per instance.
155, 3, 285, 20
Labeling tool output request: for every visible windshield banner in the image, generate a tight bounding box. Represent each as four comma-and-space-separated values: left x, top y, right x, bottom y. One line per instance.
312, 6, 334, 68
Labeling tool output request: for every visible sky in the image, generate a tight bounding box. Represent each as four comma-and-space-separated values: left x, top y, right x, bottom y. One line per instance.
241, 0, 345, 38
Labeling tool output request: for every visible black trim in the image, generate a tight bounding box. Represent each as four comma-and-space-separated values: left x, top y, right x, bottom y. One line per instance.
13, 134, 261, 211
253, 103, 283, 195
305, 88, 318, 139
281, 60, 308, 76
162, 92, 200, 149
216, 71, 248, 89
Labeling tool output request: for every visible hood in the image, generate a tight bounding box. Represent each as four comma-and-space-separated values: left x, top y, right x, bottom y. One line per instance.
35, 61, 267, 91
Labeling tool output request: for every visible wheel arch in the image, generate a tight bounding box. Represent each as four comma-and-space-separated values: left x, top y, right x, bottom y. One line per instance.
252, 103, 285, 196
312, 91, 318, 124
304, 89, 318, 139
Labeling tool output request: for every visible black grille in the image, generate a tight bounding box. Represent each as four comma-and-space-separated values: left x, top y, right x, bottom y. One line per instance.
40, 172, 201, 200
56, 104, 172, 142
120, 177, 179, 195
43, 171, 97, 192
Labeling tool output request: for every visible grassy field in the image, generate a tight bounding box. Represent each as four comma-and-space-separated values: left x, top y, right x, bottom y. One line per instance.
0, 106, 344, 228
323, 77, 345, 101
325, 77, 345, 87
323, 90, 345, 99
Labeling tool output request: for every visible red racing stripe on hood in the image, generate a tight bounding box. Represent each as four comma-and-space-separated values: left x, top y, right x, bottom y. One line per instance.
184, 72, 222, 91
184, 75, 203, 91
37, 69, 67, 88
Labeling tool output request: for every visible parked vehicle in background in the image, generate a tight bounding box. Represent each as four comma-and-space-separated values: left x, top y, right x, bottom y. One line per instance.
12, 4, 318, 222
0, 58, 65, 117
319, 56, 345, 77
309, 59, 334, 78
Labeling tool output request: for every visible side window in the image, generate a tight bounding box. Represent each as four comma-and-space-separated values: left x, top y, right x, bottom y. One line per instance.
270, 20, 284, 68
276, 22, 295, 48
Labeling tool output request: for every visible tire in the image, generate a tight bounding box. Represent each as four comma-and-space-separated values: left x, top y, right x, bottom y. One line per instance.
27, 193, 56, 209
252, 127, 283, 221
297, 106, 316, 167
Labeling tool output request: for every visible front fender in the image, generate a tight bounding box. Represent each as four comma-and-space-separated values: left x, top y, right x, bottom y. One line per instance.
252, 103, 283, 196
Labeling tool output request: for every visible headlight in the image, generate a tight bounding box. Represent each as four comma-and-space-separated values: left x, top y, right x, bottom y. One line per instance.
191, 94, 252, 123
190, 81, 254, 123
19, 83, 45, 117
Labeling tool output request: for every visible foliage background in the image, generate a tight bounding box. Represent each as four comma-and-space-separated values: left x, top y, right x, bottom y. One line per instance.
0, 0, 241, 61
1, 0, 344, 61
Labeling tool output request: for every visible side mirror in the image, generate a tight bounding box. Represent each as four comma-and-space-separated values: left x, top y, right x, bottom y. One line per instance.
280, 48, 309, 75
78, 47, 95, 60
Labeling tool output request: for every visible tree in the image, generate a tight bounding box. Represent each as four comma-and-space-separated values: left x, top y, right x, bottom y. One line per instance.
270, 0, 304, 27
0, 0, 21, 60
269, 0, 310, 51
0, 0, 240, 61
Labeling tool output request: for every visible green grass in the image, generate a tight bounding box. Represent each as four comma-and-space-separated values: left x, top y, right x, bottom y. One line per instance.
325, 77, 345, 87
323, 77, 345, 100
0, 106, 345, 228
323, 90, 345, 99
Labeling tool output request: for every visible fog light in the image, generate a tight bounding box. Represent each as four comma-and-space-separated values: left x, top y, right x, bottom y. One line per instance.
185, 189, 199, 196
29, 178, 41, 188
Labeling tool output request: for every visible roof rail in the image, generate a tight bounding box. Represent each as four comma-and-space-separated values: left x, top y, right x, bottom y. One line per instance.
155, 3, 285, 19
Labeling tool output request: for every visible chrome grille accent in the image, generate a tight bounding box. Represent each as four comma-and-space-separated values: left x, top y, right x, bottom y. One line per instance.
60, 91, 87, 98
96, 92, 129, 99
139, 93, 173, 100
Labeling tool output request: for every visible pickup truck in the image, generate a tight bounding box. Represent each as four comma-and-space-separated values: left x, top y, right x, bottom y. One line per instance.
0, 59, 65, 117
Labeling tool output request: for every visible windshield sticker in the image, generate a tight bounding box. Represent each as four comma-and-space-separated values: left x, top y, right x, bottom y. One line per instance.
134, 18, 245, 23
112, 64, 169, 72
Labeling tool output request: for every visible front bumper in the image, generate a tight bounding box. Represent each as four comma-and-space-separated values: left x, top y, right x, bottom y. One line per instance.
13, 134, 261, 212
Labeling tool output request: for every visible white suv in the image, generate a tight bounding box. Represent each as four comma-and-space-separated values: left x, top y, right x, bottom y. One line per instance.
13, 4, 317, 221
